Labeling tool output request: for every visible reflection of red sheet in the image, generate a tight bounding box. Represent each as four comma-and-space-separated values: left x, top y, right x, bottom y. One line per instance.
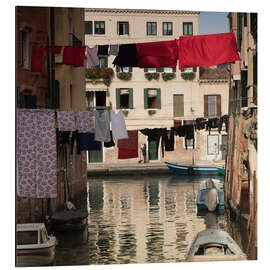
178, 32, 240, 69
31, 46, 44, 72
136, 40, 178, 68
118, 130, 138, 159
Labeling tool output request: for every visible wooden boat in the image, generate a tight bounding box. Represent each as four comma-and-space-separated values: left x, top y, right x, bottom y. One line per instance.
197, 179, 225, 214
217, 167, 225, 175
165, 162, 221, 175
16, 223, 56, 267
186, 229, 247, 262
52, 209, 88, 232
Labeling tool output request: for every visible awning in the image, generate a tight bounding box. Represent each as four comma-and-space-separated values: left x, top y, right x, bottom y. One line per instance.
85, 88, 108, 92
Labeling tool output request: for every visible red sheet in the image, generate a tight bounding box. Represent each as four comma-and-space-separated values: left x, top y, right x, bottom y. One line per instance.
30, 46, 44, 72
118, 130, 138, 159
178, 32, 240, 69
136, 40, 178, 68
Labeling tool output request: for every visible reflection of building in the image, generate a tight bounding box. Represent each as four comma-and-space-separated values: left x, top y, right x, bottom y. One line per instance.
16, 6, 87, 223
84, 8, 229, 165
226, 12, 257, 259
88, 178, 205, 263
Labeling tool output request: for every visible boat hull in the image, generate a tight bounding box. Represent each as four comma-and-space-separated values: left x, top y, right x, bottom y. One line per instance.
165, 162, 220, 175
16, 244, 55, 267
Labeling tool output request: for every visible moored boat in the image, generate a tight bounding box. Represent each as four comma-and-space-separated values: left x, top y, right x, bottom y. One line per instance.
186, 229, 247, 262
165, 162, 221, 175
16, 223, 56, 267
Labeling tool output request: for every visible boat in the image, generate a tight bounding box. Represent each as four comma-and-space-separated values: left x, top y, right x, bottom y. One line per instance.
165, 162, 222, 175
51, 209, 88, 232
197, 179, 225, 214
186, 229, 247, 262
217, 167, 225, 175
16, 223, 57, 267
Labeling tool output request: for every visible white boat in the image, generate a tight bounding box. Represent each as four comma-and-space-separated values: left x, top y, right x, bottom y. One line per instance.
186, 229, 247, 262
16, 223, 57, 267
199, 178, 224, 190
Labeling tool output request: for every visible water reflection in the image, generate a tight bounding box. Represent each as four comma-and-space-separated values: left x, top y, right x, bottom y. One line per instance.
56, 174, 246, 266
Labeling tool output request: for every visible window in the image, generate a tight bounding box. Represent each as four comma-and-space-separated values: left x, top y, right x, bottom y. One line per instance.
207, 135, 219, 155
144, 68, 156, 73
116, 66, 132, 72
116, 88, 133, 109
95, 21, 105, 35
173, 94, 184, 117
118, 22, 129, 35
204, 95, 221, 118
163, 22, 173, 35
86, 91, 107, 109
147, 22, 157, 35
99, 56, 108, 67
144, 88, 161, 109
22, 30, 30, 69
183, 22, 193, 36
85, 21, 93, 34
16, 231, 38, 245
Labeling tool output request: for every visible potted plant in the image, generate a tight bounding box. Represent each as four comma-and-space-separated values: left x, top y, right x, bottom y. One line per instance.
122, 110, 129, 117
145, 72, 160, 81
162, 72, 176, 81
148, 110, 156, 116
117, 72, 132, 81
181, 72, 196, 81
85, 67, 114, 86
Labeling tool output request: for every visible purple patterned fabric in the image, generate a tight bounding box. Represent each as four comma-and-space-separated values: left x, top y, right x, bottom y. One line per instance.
76, 110, 95, 133
16, 109, 57, 198
57, 111, 76, 131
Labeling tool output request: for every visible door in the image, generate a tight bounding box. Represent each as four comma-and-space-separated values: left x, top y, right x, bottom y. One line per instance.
88, 147, 103, 163
148, 141, 158, 160
221, 135, 228, 160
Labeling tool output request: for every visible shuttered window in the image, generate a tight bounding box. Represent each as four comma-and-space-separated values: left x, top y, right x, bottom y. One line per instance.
204, 95, 221, 117
117, 22, 129, 35
147, 22, 157, 35
183, 22, 193, 36
163, 22, 173, 35
116, 88, 133, 109
144, 88, 161, 109
173, 94, 184, 117
95, 21, 105, 35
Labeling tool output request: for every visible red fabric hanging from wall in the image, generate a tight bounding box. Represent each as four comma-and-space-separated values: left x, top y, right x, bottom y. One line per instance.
136, 40, 178, 68
178, 32, 240, 69
30, 46, 45, 72
118, 130, 138, 159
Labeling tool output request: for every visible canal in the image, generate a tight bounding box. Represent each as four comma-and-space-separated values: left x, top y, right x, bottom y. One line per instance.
55, 174, 248, 266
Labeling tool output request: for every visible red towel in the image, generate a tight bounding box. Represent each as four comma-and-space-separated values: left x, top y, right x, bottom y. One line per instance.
118, 130, 138, 159
73, 46, 86, 67
31, 46, 44, 72
136, 40, 178, 68
44, 46, 63, 54
63, 46, 76, 65
178, 32, 241, 69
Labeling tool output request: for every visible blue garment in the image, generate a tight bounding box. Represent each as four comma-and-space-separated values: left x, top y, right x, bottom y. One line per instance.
78, 133, 101, 151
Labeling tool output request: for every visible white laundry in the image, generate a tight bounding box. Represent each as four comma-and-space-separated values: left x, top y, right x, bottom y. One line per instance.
110, 110, 128, 140
94, 110, 111, 142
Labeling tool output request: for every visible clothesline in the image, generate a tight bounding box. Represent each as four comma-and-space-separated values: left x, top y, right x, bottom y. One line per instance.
31, 32, 241, 72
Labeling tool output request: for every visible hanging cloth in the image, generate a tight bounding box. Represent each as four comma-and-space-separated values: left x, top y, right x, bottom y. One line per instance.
16, 109, 57, 198
44, 46, 63, 54
57, 111, 76, 131
98, 45, 109, 55
110, 110, 128, 140
86, 45, 99, 67
112, 43, 138, 67
178, 32, 241, 69
104, 131, 115, 148
31, 45, 44, 72
73, 46, 86, 67
118, 130, 138, 159
78, 132, 101, 151
161, 128, 175, 157
76, 110, 95, 133
136, 39, 178, 68
94, 110, 111, 142
63, 46, 76, 65
109, 44, 119, 56
140, 128, 162, 158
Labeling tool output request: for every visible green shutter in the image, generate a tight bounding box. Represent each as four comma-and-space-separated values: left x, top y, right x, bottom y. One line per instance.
129, 67, 133, 72
173, 68, 176, 72
144, 68, 148, 72
193, 67, 197, 72
144, 88, 148, 109
116, 88, 121, 109
129, 88, 133, 109
157, 88, 161, 109
85, 21, 92, 34
157, 68, 163, 72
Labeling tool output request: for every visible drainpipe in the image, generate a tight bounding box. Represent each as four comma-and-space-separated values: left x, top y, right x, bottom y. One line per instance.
50, 7, 55, 109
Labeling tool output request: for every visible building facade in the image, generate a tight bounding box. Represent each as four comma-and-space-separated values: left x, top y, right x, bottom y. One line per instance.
16, 6, 87, 223
84, 8, 229, 165
226, 12, 257, 259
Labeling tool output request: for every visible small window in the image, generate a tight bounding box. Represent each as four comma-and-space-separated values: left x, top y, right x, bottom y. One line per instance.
22, 30, 30, 69
144, 88, 161, 109
116, 66, 131, 73
118, 22, 129, 35
145, 68, 156, 73
164, 68, 173, 73
147, 22, 157, 35
95, 21, 105, 35
204, 95, 221, 118
16, 231, 38, 245
183, 22, 193, 36
163, 22, 173, 35
116, 88, 133, 109
85, 21, 93, 34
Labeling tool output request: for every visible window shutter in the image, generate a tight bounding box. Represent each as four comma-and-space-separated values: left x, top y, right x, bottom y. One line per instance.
129, 67, 133, 72
85, 21, 92, 34
129, 88, 133, 109
217, 95, 221, 116
173, 68, 176, 72
193, 67, 197, 72
144, 68, 148, 72
204, 95, 208, 117
116, 88, 121, 109
144, 88, 148, 109
127, 23, 129, 35
116, 65, 120, 72
157, 68, 163, 72
157, 88, 161, 109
